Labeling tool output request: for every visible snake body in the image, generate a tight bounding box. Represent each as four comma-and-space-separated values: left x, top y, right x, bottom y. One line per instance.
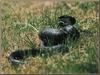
8, 15, 80, 64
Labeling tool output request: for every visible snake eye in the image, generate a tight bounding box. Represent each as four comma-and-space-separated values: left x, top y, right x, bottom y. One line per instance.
58, 21, 65, 26
58, 21, 69, 27
59, 21, 64, 24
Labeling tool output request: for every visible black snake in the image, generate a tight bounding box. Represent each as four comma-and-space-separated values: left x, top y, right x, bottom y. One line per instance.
8, 15, 80, 64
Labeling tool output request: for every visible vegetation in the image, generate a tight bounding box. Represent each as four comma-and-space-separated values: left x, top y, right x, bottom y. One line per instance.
0, 0, 99, 74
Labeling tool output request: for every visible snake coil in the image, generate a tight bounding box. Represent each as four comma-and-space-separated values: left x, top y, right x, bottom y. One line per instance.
8, 15, 80, 64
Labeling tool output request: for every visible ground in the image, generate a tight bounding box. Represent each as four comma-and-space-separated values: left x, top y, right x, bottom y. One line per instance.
0, 0, 99, 74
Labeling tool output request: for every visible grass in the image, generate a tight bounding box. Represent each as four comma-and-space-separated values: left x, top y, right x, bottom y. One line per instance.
0, 0, 99, 74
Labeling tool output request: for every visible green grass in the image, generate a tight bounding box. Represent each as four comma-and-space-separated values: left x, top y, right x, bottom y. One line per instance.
1, 0, 99, 74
